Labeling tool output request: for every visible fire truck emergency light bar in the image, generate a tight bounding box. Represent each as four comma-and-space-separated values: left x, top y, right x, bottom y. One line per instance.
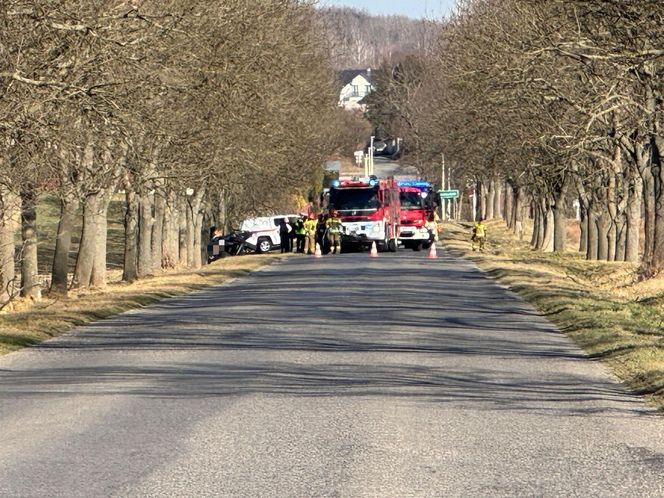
331, 178, 378, 188
397, 180, 431, 188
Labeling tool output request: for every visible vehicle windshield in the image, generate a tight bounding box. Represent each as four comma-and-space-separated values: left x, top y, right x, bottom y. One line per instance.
329, 187, 379, 212
400, 191, 424, 210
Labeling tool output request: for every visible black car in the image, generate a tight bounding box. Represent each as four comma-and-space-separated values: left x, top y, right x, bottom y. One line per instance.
207, 230, 252, 262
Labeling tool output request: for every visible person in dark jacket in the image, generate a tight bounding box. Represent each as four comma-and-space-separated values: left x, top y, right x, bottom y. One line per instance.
316, 214, 328, 254
279, 218, 291, 253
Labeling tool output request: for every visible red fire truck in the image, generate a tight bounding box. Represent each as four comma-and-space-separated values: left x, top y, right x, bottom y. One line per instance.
327, 176, 401, 251
397, 180, 436, 251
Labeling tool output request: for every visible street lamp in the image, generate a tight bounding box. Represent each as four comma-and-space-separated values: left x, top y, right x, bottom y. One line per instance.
370, 135, 375, 176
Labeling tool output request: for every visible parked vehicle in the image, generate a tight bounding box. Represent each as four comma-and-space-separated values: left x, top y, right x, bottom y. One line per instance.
397, 180, 436, 251
326, 176, 400, 252
207, 230, 252, 262
240, 215, 299, 253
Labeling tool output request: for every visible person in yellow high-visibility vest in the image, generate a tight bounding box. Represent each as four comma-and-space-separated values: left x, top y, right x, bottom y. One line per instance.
326, 209, 343, 254
303, 213, 318, 255
471, 218, 487, 252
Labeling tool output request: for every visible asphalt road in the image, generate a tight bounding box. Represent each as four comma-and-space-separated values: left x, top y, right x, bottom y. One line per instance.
1, 249, 664, 497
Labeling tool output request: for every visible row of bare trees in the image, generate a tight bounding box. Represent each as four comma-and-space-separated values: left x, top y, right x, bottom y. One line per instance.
319, 7, 439, 69
0, 0, 352, 308
370, 0, 664, 278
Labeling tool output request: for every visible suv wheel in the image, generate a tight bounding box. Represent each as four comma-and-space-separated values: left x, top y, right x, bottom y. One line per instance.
257, 237, 273, 253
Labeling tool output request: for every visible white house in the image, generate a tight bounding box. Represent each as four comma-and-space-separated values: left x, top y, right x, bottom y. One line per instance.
338, 69, 374, 110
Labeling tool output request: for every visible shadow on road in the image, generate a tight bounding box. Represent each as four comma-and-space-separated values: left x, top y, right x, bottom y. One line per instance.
0, 252, 648, 418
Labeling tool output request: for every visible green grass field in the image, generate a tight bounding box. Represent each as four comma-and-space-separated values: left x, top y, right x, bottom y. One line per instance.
33, 194, 126, 275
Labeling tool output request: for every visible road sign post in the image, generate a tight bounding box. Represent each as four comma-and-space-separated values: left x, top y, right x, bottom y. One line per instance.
439, 189, 460, 199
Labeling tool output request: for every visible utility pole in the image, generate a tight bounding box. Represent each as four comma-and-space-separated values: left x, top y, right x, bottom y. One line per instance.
441, 153, 446, 221
447, 164, 452, 220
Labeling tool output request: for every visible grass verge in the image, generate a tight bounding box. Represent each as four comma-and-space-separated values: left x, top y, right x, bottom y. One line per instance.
0, 254, 289, 356
442, 220, 664, 411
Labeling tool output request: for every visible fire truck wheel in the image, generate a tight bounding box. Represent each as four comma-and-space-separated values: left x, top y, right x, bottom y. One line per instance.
413, 242, 422, 251
256, 237, 273, 253
388, 238, 398, 252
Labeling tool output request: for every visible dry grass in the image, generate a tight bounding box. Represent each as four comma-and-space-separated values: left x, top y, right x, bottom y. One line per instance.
442, 220, 664, 410
0, 254, 290, 356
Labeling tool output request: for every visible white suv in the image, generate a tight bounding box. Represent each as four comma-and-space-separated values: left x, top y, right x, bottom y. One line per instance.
240, 215, 299, 253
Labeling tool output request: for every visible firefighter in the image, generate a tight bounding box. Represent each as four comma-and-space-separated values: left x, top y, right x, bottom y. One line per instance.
326, 209, 343, 254
303, 213, 318, 255
472, 218, 487, 252
295, 216, 306, 253
425, 212, 439, 243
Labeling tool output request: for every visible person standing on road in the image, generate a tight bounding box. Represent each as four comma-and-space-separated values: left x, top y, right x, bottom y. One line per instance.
425, 212, 439, 244
303, 213, 318, 255
326, 209, 343, 254
472, 218, 487, 252
295, 216, 306, 253
279, 218, 291, 253
316, 214, 328, 254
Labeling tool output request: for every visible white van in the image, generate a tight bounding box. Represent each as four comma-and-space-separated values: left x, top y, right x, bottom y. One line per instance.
240, 215, 300, 253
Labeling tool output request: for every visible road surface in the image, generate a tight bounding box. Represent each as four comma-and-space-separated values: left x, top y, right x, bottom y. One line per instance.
1, 249, 664, 497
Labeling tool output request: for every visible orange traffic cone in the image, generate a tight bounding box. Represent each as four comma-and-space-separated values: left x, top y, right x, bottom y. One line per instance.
370, 241, 378, 257
428, 242, 438, 259
314, 243, 322, 258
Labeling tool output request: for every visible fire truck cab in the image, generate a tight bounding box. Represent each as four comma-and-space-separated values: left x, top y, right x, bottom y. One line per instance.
397, 180, 436, 251
327, 176, 400, 252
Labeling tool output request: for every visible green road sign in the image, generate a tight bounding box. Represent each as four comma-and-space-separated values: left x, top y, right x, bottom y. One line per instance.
439, 189, 460, 199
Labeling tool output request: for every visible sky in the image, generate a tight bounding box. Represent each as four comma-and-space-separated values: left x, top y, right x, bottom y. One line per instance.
325, 0, 455, 19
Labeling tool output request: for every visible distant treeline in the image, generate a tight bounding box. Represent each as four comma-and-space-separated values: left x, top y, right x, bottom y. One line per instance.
317, 7, 440, 69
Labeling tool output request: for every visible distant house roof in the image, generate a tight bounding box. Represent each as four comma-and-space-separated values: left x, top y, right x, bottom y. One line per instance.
338, 69, 374, 86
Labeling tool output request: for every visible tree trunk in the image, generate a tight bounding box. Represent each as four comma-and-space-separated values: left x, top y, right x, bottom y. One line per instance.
0, 188, 20, 307
552, 179, 568, 253
596, 212, 611, 261
185, 190, 204, 269
90, 191, 111, 287
586, 208, 598, 260
552, 203, 566, 253
178, 197, 189, 268
615, 213, 627, 262
505, 184, 514, 230
541, 204, 554, 253
73, 194, 98, 288
531, 202, 539, 247
123, 189, 139, 283
606, 219, 617, 262
486, 179, 495, 219
50, 194, 78, 295
137, 191, 153, 278
162, 190, 179, 269
579, 203, 588, 255
20, 187, 41, 300
73, 190, 111, 289
642, 166, 656, 265
493, 179, 502, 220
152, 188, 165, 272
195, 209, 205, 268
217, 189, 227, 234
625, 171, 643, 263
514, 187, 526, 240
649, 139, 664, 276
479, 182, 487, 220
606, 171, 618, 262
